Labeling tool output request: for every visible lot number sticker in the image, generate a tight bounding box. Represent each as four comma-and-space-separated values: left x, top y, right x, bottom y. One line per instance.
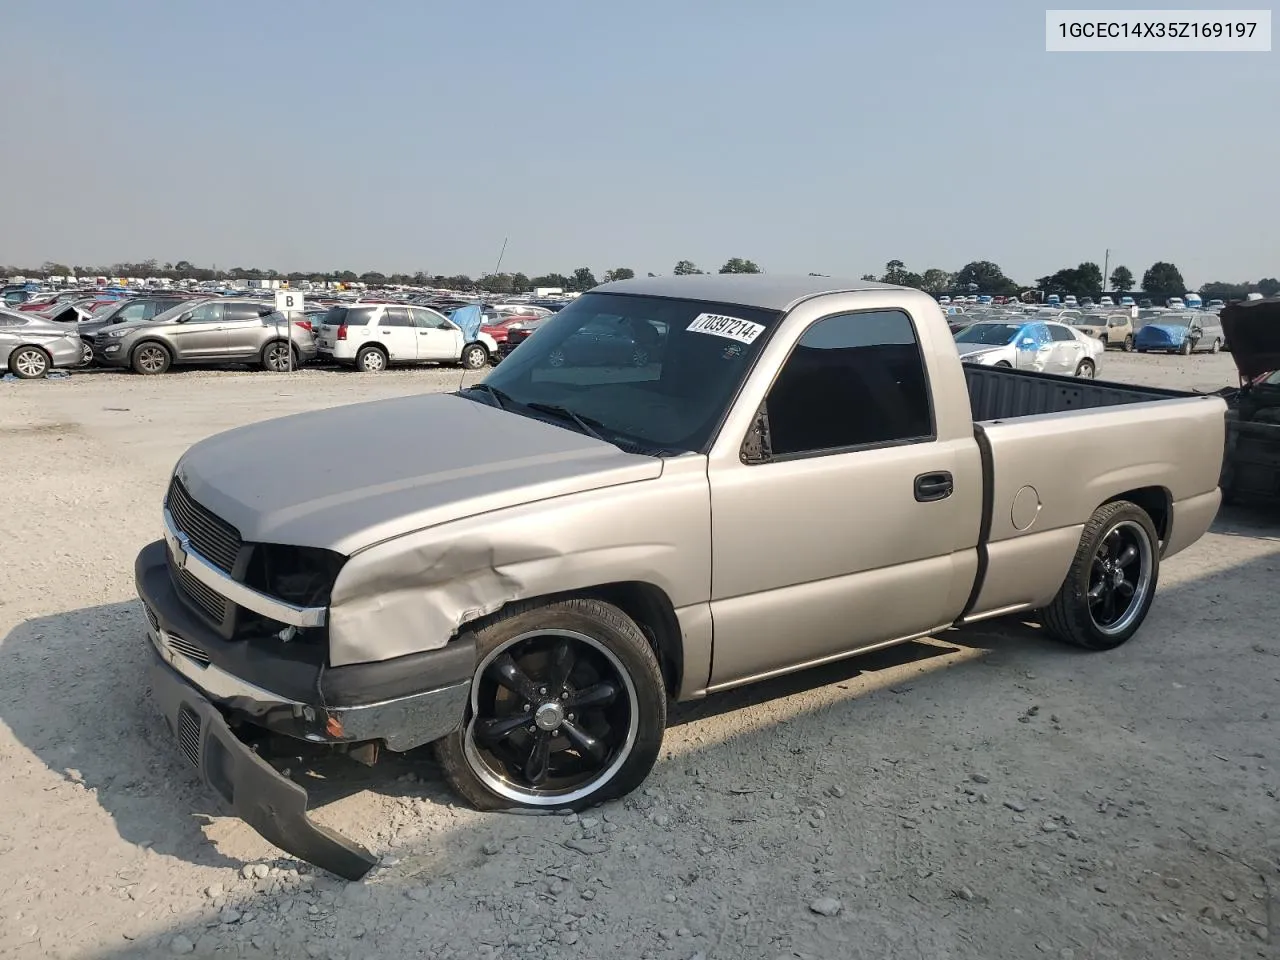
687, 312, 765, 344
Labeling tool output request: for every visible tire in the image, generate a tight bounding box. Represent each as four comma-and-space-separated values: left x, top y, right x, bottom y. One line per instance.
1074, 359, 1095, 379
355, 345, 387, 373
78, 341, 94, 367
631, 346, 650, 368
1178, 340, 1192, 356
1041, 500, 1160, 651
994, 360, 1012, 368
547, 347, 566, 368
435, 597, 667, 812
461, 343, 489, 370
1210, 338, 1221, 354
9, 346, 50, 379
131, 342, 171, 375
261, 340, 298, 373
1122, 335, 1134, 352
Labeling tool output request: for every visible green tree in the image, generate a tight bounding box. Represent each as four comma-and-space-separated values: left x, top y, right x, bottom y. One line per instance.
569, 267, 598, 291
954, 260, 1018, 295
1109, 265, 1134, 293
673, 260, 703, 275
602, 267, 635, 282
529, 273, 570, 290
359, 271, 387, 285
1258, 278, 1280, 297
1199, 281, 1253, 302
880, 259, 923, 288
860, 273, 877, 282
1077, 261, 1103, 295
1141, 262, 1187, 299
718, 257, 762, 274
478, 273, 515, 295
920, 269, 953, 294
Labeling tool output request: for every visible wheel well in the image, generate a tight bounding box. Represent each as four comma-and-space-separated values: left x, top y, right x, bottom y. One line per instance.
356, 342, 389, 359
584, 582, 682, 697
1107, 486, 1171, 542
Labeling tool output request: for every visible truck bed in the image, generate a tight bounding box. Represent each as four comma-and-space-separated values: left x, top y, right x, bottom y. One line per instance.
963, 364, 1196, 422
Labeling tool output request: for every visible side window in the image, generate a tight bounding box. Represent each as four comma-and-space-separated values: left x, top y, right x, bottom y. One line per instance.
187, 303, 224, 323
224, 303, 261, 321
381, 306, 412, 327
116, 301, 150, 322
412, 308, 450, 329
1047, 324, 1075, 342
1021, 323, 1049, 346
344, 307, 375, 327
762, 310, 933, 458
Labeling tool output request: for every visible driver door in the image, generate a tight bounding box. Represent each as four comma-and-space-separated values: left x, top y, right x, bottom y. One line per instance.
411, 307, 463, 361
168, 302, 227, 360
1015, 322, 1053, 371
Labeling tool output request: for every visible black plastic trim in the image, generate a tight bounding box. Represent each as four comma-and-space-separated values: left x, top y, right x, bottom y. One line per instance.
957, 424, 996, 622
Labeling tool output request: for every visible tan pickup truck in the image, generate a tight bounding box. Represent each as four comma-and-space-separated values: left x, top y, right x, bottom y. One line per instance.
135, 275, 1226, 878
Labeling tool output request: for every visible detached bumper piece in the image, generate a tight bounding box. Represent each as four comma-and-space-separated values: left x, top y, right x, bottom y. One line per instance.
148, 654, 379, 881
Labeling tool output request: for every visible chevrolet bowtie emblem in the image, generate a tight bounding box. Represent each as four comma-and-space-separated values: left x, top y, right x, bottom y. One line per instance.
173, 530, 191, 570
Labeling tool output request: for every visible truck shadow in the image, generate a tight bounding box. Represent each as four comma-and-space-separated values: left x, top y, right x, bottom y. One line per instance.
2, 527, 1279, 958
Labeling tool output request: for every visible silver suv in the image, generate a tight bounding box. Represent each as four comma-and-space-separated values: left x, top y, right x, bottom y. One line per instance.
95, 298, 318, 374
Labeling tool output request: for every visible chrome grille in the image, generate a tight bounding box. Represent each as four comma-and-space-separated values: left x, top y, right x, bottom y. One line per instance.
177, 705, 201, 767
165, 477, 242, 573
173, 565, 227, 623
166, 632, 212, 668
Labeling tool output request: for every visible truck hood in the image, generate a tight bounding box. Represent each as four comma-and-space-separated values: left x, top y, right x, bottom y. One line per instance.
1221, 298, 1280, 381
173, 392, 664, 555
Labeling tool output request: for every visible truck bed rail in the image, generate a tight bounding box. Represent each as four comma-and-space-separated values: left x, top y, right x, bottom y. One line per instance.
964, 365, 1195, 422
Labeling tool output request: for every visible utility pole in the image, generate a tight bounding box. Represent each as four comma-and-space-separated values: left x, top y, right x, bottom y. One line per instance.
1102, 249, 1110, 297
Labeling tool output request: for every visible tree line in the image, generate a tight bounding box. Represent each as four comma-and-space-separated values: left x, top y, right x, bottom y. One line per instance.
6, 256, 1275, 302
866, 259, 1279, 302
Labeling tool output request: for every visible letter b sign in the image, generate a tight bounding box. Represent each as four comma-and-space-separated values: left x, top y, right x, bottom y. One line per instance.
274, 291, 304, 314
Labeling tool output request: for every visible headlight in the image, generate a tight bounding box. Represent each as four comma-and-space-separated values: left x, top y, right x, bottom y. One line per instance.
107, 328, 131, 338
245, 544, 346, 607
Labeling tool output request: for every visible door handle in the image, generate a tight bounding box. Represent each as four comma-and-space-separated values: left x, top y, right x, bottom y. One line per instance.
914, 471, 954, 502
419, 331, 429, 336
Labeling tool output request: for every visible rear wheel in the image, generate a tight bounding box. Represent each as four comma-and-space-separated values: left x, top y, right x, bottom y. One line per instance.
261, 340, 298, 372
1210, 338, 1221, 354
435, 598, 666, 811
356, 345, 387, 373
1042, 500, 1160, 650
1122, 335, 1134, 352
1178, 340, 1192, 356
9, 346, 50, 379
1075, 359, 1095, 379
78, 341, 94, 367
994, 360, 1012, 368
131, 342, 171, 375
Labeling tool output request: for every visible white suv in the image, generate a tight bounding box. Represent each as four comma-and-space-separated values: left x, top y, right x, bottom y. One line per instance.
315, 304, 498, 372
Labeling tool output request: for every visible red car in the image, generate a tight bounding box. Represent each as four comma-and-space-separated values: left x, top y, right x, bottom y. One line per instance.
481, 313, 543, 345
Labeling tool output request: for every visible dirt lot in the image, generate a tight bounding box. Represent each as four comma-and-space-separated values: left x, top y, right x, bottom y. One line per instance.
1, 353, 1277, 960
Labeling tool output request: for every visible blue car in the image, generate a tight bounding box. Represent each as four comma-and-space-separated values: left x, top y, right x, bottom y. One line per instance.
1134, 316, 1225, 355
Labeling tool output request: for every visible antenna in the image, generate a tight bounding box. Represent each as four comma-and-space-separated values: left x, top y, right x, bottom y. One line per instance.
492, 237, 508, 278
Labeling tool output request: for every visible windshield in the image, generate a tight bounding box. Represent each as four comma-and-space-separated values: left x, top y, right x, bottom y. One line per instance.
474, 292, 782, 454
955, 323, 1022, 345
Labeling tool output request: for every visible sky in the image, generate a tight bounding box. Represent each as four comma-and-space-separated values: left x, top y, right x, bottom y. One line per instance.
2, 0, 1276, 287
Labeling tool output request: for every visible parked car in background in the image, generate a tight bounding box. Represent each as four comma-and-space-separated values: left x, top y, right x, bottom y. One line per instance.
94, 298, 317, 374
1069, 313, 1136, 351
497, 315, 551, 360
955, 320, 1099, 376
314, 303, 498, 372
1134, 315, 1225, 355
136, 274, 1225, 877
0, 308, 84, 378
1219, 298, 1280, 505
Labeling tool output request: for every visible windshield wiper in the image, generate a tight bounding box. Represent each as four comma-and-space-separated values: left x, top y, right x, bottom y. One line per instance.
464, 383, 514, 410
524, 402, 609, 442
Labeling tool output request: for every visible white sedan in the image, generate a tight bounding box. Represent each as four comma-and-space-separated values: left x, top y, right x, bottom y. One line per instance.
0, 309, 84, 379
956, 319, 1103, 378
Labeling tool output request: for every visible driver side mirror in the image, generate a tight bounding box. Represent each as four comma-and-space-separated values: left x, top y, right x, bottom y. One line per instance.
175, 313, 191, 323
437, 322, 453, 330
1020, 337, 1036, 347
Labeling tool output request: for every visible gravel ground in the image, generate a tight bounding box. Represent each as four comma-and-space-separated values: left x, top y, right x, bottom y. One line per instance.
1, 352, 1277, 960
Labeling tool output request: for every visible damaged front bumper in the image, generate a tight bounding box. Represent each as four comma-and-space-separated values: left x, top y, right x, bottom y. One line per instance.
135, 540, 475, 880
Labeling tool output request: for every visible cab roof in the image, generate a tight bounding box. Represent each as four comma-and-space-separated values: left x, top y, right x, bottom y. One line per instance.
592, 274, 906, 312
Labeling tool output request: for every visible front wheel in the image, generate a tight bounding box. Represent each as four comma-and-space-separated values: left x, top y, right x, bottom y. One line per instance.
1122, 335, 1134, 352
1210, 338, 1221, 354
994, 360, 1012, 368
1041, 500, 1160, 650
78, 341, 94, 367
131, 342, 171, 375
461, 343, 489, 370
435, 598, 666, 811
1178, 340, 1192, 356
1075, 359, 1095, 379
